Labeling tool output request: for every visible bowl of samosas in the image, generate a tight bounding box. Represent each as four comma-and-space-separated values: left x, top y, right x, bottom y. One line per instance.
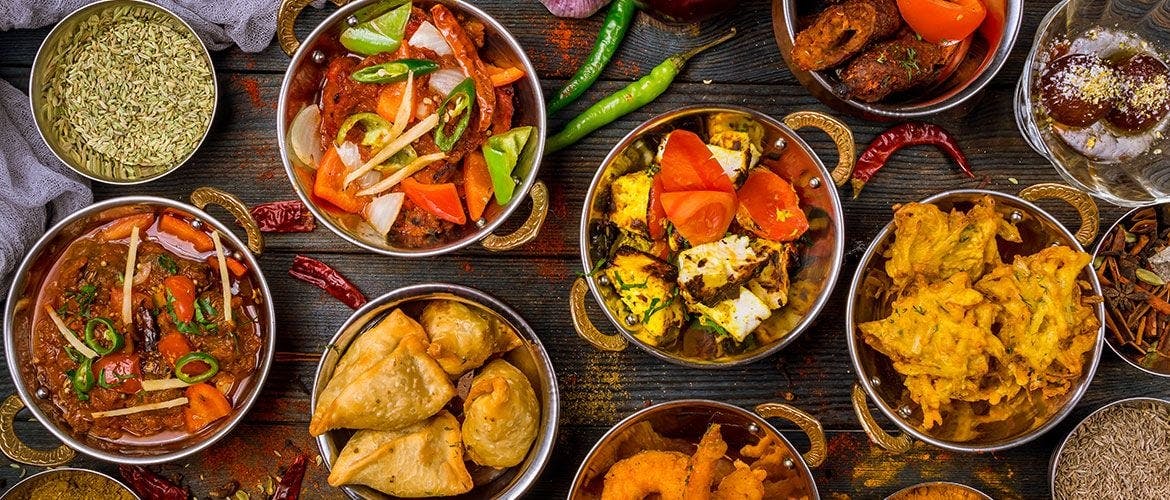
309, 283, 558, 499
568, 399, 826, 499
772, 0, 1022, 120
846, 186, 1106, 452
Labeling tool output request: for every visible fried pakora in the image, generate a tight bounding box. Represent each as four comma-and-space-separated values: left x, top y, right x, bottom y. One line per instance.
792, 0, 902, 71
884, 197, 1021, 289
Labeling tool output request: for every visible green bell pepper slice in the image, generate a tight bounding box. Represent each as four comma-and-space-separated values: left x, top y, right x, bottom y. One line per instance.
434, 77, 476, 152
350, 59, 439, 84
340, 2, 412, 56
482, 126, 533, 205
336, 112, 393, 147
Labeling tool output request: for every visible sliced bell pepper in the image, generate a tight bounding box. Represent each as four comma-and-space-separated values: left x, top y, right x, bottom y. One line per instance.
335, 112, 393, 147
158, 332, 192, 367
94, 353, 143, 394
482, 126, 533, 205
207, 256, 247, 278
184, 383, 232, 433
400, 178, 466, 225
159, 215, 214, 252
313, 146, 367, 214
897, 0, 986, 44
375, 82, 408, 124
351, 59, 439, 84
339, 2, 412, 56
488, 66, 525, 87
736, 169, 809, 242
660, 190, 737, 245
434, 77, 476, 152
657, 130, 734, 193
163, 276, 197, 324
463, 151, 493, 221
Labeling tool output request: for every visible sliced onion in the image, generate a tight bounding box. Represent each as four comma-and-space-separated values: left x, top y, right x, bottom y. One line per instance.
289, 105, 323, 168
337, 141, 362, 170
358, 170, 383, 189
428, 68, 466, 96
364, 192, 406, 237
409, 21, 452, 56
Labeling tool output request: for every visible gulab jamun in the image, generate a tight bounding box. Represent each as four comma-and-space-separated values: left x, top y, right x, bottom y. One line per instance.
1039, 54, 1117, 127
1107, 53, 1170, 133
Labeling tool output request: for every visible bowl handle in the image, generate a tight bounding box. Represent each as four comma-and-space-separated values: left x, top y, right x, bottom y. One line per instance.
851, 384, 913, 453
570, 277, 628, 351
1019, 183, 1099, 246
754, 402, 827, 468
190, 187, 265, 255
482, 181, 549, 252
0, 395, 74, 467
276, 0, 317, 56
782, 111, 856, 187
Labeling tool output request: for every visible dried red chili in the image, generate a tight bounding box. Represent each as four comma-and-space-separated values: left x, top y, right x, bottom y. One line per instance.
431, 4, 496, 132
851, 122, 975, 197
272, 454, 309, 500
249, 200, 316, 233
119, 464, 187, 500
289, 255, 367, 309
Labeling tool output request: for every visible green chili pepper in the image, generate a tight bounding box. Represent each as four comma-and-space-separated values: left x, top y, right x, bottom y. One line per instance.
350, 59, 439, 84
434, 78, 476, 152
84, 318, 124, 356
547, 0, 638, 114
72, 357, 95, 395
336, 113, 394, 147
482, 126, 533, 205
546, 28, 737, 154
340, 1, 412, 56
174, 352, 220, 384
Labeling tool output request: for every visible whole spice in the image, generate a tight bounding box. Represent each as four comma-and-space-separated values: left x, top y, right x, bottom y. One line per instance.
271, 454, 309, 500
546, 0, 638, 114
545, 28, 737, 154
118, 464, 187, 500
249, 200, 316, 233
851, 122, 975, 197
1053, 400, 1170, 499
289, 255, 367, 309
1098, 206, 1170, 372
431, 4, 496, 132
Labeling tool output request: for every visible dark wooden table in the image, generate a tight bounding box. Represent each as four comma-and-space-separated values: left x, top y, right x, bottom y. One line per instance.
3, 1, 1169, 498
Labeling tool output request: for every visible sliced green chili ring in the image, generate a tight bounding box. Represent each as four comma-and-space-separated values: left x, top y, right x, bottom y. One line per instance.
434, 77, 476, 152
174, 352, 220, 384
84, 318, 124, 356
351, 59, 439, 84
336, 112, 393, 147
72, 357, 95, 395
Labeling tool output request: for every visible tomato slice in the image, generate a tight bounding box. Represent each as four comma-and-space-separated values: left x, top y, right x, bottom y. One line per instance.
647, 176, 668, 240
313, 146, 368, 214
896, 0, 986, 44
737, 169, 809, 242
163, 276, 197, 323
660, 190, 737, 245
657, 130, 734, 193
94, 354, 143, 394
184, 383, 232, 433
400, 178, 467, 225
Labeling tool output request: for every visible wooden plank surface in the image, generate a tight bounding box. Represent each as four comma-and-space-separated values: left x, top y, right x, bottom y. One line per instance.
2, 0, 1169, 498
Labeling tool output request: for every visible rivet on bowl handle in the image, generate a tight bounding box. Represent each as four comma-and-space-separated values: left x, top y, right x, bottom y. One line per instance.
482, 181, 550, 252
0, 395, 74, 467
1018, 183, 1100, 247
851, 384, 913, 453
570, 277, 628, 352
754, 402, 827, 467
782, 111, 856, 187
190, 187, 265, 255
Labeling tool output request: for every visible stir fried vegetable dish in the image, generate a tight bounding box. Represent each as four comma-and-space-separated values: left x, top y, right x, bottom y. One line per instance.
287, 1, 532, 249
589, 114, 811, 360
33, 210, 263, 448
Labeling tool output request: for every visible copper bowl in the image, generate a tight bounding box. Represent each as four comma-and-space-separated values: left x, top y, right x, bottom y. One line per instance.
0, 467, 141, 499
847, 186, 1105, 453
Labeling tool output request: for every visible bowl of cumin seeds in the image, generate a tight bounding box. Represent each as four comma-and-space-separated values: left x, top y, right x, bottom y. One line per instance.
30, 0, 216, 184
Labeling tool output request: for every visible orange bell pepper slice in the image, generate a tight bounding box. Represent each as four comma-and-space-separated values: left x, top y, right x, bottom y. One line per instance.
463, 151, 494, 221
184, 383, 232, 433
401, 177, 466, 225
313, 146, 367, 214
159, 214, 214, 252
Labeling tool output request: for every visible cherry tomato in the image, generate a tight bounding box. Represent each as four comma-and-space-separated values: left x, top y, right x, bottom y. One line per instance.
657, 130, 734, 193
660, 190, 737, 245
163, 276, 196, 324
896, 0, 987, 44
737, 169, 809, 241
93, 354, 143, 394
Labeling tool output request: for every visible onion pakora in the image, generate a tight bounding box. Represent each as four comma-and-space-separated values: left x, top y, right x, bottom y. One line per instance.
859, 197, 1100, 437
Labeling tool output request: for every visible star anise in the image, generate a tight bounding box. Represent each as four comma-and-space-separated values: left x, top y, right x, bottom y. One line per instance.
1103, 281, 1147, 311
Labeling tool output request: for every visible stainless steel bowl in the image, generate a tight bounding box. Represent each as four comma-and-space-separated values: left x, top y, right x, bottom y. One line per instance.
0, 467, 141, 500
275, 0, 548, 257
847, 186, 1105, 453
312, 283, 559, 499
772, 0, 1023, 121
1048, 396, 1170, 499
568, 399, 825, 499
29, 0, 217, 185
570, 105, 854, 368
2, 188, 274, 465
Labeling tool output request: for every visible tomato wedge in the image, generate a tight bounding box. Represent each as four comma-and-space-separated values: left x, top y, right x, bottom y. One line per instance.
647, 176, 668, 241
94, 354, 142, 394
184, 383, 232, 433
400, 178, 467, 225
314, 146, 367, 214
163, 276, 197, 323
737, 169, 809, 242
657, 130, 734, 193
660, 190, 737, 245
463, 151, 494, 221
158, 332, 192, 367
896, 0, 986, 44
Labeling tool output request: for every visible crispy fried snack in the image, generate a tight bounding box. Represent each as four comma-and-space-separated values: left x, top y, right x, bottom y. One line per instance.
600, 451, 691, 500
792, 0, 902, 71
840, 34, 948, 102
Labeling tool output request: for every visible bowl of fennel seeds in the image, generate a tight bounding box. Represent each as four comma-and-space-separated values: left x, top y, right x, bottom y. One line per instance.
30, 0, 216, 184
1051, 397, 1170, 499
